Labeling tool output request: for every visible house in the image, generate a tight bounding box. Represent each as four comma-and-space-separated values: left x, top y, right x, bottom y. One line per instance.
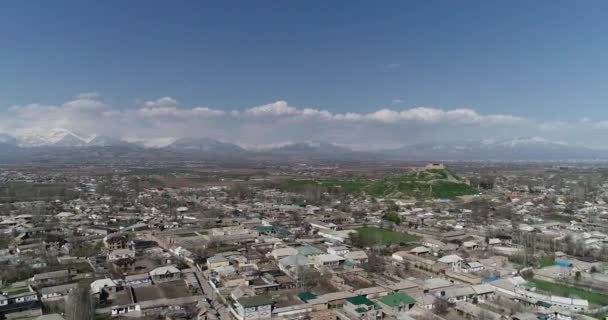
423, 278, 453, 293
270, 247, 298, 260
425, 163, 445, 170
488, 238, 502, 246
90, 278, 118, 294
297, 246, 325, 258
442, 230, 467, 242
124, 273, 151, 286
0, 285, 42, 318
344, 251, 368, 265
314, 254, 345, 269
471, 284, 495, 302
108, 249, 135, 261
343, 295, 383, 320
232, 295, 273, 320
378, 292, 416, 313
441, 286, 475, 303
39, 283, 78, 301
278, 255, 312, 278
104, 234, 128, 250
462, 241, 479, 250
110, 281, 196, 317
231, 287, 255, 301
409, 246, 430, 255
437, 254, 464, 272
455, 301, 501, 320
463, 261, 484, 273
327, 246, 350, 256
207, 255, 230, 270
32, 270, 72, 287
149, 265, 181, 283
414, 294, 436, 310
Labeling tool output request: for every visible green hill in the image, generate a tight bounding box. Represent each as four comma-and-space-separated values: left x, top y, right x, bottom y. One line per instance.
282, 169, 478, 200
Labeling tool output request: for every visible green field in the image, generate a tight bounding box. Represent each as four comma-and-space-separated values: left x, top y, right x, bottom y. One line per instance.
282, 169, 477, 200
354, 227, 418, 246
540, 257, 555, 268
529, 279, 608, 306
0, 182, 77, 203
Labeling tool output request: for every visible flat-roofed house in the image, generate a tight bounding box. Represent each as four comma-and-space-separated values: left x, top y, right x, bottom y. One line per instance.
437, 254, 463, 272
149, 265, 181, 283
232, 295, 273, 320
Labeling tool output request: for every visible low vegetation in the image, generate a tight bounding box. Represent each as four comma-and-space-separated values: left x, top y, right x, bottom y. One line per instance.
281, 169, 478, 200
351, 227, 418, 247
529, 279, 608, 306
0, 182, 77, 203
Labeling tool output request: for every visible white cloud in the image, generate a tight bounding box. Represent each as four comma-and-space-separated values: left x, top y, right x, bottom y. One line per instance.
383, 63, 401, 70
2, 93, 608, 149
143, 97, 179, 108
245, 101, 298, 116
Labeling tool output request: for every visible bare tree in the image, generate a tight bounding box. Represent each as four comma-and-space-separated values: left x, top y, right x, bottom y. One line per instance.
65, 285, 92, 320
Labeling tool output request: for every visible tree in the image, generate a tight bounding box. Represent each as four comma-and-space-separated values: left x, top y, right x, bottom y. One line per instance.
297, 267, 321, 290
433, 297, 450, 315
362, 252, 385, 273
382, 212, 401, 225
521, 269, 534, 280
65, 285, 92, 320
477, 310, 495, 320
348, 232, 364, 248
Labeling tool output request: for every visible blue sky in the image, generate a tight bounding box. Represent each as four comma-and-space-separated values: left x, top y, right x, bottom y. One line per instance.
2, 1, 608, 147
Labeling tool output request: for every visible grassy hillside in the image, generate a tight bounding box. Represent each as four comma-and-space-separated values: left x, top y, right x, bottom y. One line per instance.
282, 169, 478, 200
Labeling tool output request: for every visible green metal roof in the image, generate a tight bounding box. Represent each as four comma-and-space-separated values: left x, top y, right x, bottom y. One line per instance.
355, 307, 369, 313
237, 295, 273, 308
346, 295, 376, 306
297, 291, 317, 302
379, 292, 416, 307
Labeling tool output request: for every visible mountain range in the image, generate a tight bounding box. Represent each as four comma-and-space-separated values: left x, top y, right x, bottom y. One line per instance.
0, 129, 607, 162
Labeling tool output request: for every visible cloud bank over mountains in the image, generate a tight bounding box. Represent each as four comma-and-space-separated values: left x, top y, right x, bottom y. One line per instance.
1, 93, 606, 150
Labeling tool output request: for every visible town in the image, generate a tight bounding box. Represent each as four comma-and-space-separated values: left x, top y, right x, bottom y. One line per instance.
1, 162, 607, 320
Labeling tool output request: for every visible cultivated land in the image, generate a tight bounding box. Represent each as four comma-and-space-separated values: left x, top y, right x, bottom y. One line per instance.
282, 169, 478, 200
529, 279, 608, 306
354, 227, 419, 245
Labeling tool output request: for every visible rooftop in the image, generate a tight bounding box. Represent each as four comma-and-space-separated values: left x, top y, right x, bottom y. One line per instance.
346, 295, 376, 306
237, 295, 273, 308
379, 292, 416, 307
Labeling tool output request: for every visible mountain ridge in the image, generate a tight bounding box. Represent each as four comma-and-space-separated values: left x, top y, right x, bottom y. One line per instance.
1, 129, 608, 161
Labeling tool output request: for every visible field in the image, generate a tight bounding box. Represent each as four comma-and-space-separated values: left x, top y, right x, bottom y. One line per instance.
354, 227, 418, 246
0, 182, 77, 203
282, 169, 478, 200
529, 279, 608, 306
539, 257, 555, 268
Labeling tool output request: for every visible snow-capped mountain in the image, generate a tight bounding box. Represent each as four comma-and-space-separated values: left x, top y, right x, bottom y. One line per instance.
390, 137, 604, 160
2, 130, 608, 162
488, 137, 568, 148
166, 137, 247, 156
15, 129, 94, 147
265, 141, 353, 154
7, 129, 132, 147
87, 135, 132, 147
